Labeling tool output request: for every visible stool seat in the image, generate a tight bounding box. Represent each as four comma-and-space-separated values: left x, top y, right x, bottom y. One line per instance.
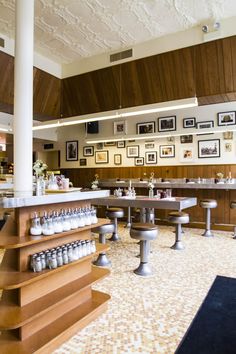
130, 223, 158, 241
168, 212, 189, 224
230, 201, 236, 209
92, 223, 115, 235
106, 207, 124, 218
200, 199, 217, 208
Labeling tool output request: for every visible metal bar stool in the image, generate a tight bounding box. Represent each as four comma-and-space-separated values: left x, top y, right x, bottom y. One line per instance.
130, 223, 158, 276
168, 211, 189, 250
106, 207, 124, 241
124, 207, 132, 228
92, 223, 114, 266
200, 199, 217, 237
230, 201, 236, 239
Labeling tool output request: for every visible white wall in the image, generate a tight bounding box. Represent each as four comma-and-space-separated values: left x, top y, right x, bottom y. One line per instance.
57, 101, 236, 168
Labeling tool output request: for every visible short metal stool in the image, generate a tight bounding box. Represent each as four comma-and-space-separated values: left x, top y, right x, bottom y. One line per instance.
106, 207, 124, 241
130, 223, 158, 276
168, 211, 189, 250
200, 199, 217, 237
230, 201, 236, 239
92, 223, 114, 266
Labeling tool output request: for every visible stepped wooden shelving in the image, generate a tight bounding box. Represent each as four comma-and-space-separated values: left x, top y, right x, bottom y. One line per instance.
0, 197, 111, 353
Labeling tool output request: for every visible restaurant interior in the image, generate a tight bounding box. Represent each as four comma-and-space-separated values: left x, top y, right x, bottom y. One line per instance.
0, 1, 236, 353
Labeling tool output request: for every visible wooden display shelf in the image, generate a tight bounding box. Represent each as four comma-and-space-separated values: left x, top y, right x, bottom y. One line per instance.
0, 217, 109, 249
0, 289, 110, 354
0, 243, 109, 290
0, 266, 109, 329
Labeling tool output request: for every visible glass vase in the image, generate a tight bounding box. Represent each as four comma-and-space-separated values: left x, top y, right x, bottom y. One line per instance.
148, 188, 154, 198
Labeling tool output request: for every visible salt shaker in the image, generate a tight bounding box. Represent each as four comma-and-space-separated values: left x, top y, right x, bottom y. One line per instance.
30, 212, 42, 236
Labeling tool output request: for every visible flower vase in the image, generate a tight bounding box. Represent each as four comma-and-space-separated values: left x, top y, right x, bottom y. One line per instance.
149, 188, 154, 198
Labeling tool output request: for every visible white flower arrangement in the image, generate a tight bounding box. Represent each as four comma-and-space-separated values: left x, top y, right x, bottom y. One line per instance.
91, 174, 99, 190
33, 160, 47, 177
148, 172, 155, 190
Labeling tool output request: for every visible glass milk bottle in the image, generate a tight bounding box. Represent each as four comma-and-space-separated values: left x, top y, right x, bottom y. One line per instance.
30, 212, 42, 236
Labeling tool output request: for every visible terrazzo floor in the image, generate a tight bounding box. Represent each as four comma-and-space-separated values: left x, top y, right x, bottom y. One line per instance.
54, 224, 236, 354
1, 224, 235, 353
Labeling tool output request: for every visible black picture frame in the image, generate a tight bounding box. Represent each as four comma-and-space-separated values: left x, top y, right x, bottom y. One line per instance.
217, 111, 236, 126
117, 141, 126, 148
196, 121, 214, 129
159, 145, 175, 158
126, 145, 139, 158
198, 139, 220, 158
83, 146, 94, 156
183, 117, 196, 128
137, 121, 155, 134
180, 135, 193, 144
145, 151, 157, 164
158, 116, 176, 132
135, 157, 144, 166
66, 141, 78, 161
95, 150, 109, 164
114, 154, 122, 165
79, 158, 87, 166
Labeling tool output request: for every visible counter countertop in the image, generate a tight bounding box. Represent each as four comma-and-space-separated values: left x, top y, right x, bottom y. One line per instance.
0, 189, 110, 209
98, 180, 236, 190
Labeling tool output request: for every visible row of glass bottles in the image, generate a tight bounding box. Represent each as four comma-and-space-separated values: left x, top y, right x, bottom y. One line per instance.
30, 206, 98, 236
30, 239, 96, 272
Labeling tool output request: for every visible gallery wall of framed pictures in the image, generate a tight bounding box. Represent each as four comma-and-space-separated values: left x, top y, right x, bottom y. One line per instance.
62, 103, 236, 168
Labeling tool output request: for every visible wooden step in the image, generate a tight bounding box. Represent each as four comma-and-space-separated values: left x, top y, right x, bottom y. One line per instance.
0, 218, 110, 249
0, 290, 110, 354
0, 266, 110, 329
0, 243, 110, 289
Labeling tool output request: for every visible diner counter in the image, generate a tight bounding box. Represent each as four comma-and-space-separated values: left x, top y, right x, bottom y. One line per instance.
0, 189, 110, 208
98, 179, 236, 190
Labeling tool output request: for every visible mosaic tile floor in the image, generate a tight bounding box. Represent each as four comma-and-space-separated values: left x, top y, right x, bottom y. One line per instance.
1, 225, 235, 353
54, 225, 236, 354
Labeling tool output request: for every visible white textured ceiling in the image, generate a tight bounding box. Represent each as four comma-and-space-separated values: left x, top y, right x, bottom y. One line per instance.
0, 0, 236, 64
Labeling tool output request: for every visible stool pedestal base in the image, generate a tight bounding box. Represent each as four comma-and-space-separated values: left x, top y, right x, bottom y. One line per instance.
202, 230, 214, 237
171, 241, 185, 250
93, 253, 111, 267
134, 262, 152, 276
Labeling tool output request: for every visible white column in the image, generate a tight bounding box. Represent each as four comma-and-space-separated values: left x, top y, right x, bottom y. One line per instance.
13, 0, 34, 197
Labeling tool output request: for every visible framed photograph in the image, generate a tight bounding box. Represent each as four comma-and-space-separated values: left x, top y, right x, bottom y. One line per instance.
180, 147, 194, 162
196, 121, 214, 129
114, 154, 122, 165
80, 158, 87, 166
217, 111, 236, 126
66, 141, 78, 161
83, 146, 94, 156
223, 131, 233, 140
114, 120, 127, 135
158, 116, 176, 132
145, 142, 155, 149
137, 121, 155, 134
198, 139, 220, 158
145, 151, 157, 164
159, 145, 175, 158
180, 135, 193, 144
225, 143, 232, 152
117, 141, 126, 148
96, 142, 103, 150
135, 157, 144, 166
127, 145, 139, 158
183, 117, 196, 128
104, 142, 116, 146
95, 150, 109, 164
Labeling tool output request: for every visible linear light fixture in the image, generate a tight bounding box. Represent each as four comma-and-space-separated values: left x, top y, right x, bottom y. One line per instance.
32, 97, 198, 131
85, 125, 236, 144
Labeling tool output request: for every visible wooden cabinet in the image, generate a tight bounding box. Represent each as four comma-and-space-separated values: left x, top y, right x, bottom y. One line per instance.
0, 199, 110, 353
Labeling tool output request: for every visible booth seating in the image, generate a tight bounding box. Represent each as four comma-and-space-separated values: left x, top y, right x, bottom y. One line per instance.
130, 223, 158, 276
92, 223, 114, 267
200, 199, 217, 237
230, 201, 236, 239
168, 211, 189, 250
105, 207, 124, 241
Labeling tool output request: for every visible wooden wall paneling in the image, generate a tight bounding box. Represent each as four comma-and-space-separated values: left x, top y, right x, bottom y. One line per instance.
0, 51, 14, 111
33, 68, 61, 121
